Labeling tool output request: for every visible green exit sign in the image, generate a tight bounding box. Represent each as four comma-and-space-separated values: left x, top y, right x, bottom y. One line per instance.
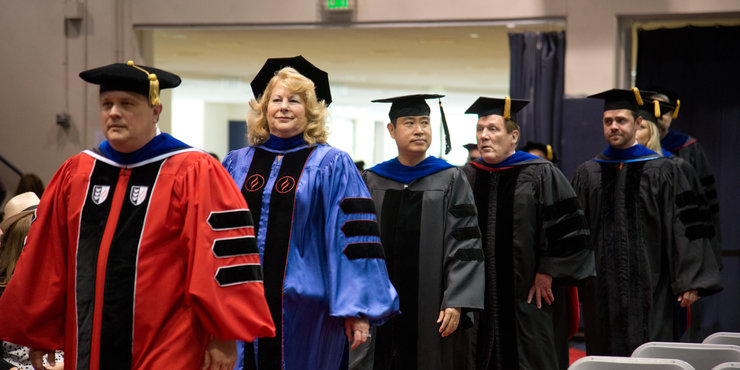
326, 0, 350, 10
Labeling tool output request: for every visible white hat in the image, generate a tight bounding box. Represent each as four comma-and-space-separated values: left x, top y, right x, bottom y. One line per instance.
0, 192, 39, 233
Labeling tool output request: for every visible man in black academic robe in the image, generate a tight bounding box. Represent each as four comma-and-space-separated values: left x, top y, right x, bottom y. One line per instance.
464, 97, 595, 370
571, 89, 722, 356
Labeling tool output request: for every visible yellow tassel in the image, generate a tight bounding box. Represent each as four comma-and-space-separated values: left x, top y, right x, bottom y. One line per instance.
546, 145, 553, 161
632, 87, 644, 106
504, 96, 511, 120
673, 99, 680, 119
127, 60, 160, 105
653, 100, 660, 118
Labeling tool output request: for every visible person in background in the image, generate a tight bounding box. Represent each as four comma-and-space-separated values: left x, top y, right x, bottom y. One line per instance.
464, 96, 594, 370
520, 141, 558, 163
13, 174, 44, 199
0, 193, 64, 370
648, 89, 723, 342
222, 56, 399, 370
571, 88, 722, 356
357, 94, 484, 370
635, 92, 719, 343
0, 61, 275, 370
462, 143, 480, 163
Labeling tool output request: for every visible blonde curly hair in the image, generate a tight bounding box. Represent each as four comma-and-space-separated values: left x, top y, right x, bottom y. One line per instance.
247, 67, 329, 146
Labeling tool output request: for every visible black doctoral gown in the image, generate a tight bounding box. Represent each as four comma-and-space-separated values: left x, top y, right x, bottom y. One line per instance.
571, 148, 722, 356
465, 155, 594, 370
363, 165, 485, 370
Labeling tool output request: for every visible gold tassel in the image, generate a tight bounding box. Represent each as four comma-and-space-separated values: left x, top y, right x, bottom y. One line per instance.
149, 74, 160, 106
504, 96, 511, 120
546, 144, 553, 161
673, 99, 681, 119
632, 87, 644, 106
127, 60, 160, 105
653, 100, 660, 118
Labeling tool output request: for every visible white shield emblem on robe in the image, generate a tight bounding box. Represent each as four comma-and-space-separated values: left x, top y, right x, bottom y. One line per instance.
130, 186, 149, 206
92, 185, 110, 205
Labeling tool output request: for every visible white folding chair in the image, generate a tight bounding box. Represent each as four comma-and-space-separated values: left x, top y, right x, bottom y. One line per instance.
632, 342, 740, 370
711, 362, 740, 370
704, 333, 740, 347
569, 356, 695, 369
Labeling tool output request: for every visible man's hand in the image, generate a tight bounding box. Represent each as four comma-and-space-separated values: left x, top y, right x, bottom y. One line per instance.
527, 273, 554, 308
344, 317, 370, 350
437, 308, 461, 338
29, 349, 55, 370
678, 290, 700, 308
202, 337, 236, 370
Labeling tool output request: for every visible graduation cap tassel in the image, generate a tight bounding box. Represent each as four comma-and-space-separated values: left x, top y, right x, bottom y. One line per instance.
127, 60, 161, 105
439, 99, 452, 155
149, 74, 161, 106
653, 100, 661, 118
632, 87, 644, 106
673, 99, 681, 119
546, 144, 554, 162
503, 96, 512, 120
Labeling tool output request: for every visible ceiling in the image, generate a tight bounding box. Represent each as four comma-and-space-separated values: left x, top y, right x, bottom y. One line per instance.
151, 22, 564, 107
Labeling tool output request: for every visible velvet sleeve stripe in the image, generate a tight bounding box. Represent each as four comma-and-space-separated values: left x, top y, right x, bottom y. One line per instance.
545, 215, 589, 241
212, 236, 258, 258
700, 175, 716, 186
543, 197, 581, 220
704, 189, 718, 201
448, 204, 477, 218
678, 208, 704, 225
343, 242, 385, 260
340, 198, 377, 214
341, 220, 380, 237
207, 209, 253, 230
214, 264, 263, 286
685, 225, 707, 241
675, 191, 698, 208
450, 226, 481, 241
544, 235, 592, 257
453, 248, 485, 261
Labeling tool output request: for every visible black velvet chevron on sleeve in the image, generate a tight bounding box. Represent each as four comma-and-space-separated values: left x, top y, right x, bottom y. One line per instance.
207, 210, 253, 230
344, 242, 385, 259
341, 220, 380, 237
340, 197, 377, 214
448, 203, 477, 218
450, 226, 481, 241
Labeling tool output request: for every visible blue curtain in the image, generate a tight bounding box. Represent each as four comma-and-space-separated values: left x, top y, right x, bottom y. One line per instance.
508, 31, 565, 161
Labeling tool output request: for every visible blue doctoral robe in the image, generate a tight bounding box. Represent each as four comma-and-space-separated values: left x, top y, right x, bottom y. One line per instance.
223, 142, 399, 370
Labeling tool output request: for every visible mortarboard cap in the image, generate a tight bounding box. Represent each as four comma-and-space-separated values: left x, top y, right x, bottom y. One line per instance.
463, 143, 478, 151
372, 94, 451, 154
464, 96, 529, 121
520, 141, 558, 162
587, 88, 645, 112
251, 55, 332, 106
644, 88, 681, 119
79, 61, 181, 106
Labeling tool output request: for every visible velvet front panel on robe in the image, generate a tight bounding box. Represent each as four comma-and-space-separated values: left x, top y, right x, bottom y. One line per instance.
362, 167, 485, 370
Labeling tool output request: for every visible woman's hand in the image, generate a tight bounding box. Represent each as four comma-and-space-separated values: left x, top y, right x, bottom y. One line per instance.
344, 317, 370, 350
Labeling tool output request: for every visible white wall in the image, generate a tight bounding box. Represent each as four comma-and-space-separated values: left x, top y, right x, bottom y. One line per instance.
1, 0, 738, 183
